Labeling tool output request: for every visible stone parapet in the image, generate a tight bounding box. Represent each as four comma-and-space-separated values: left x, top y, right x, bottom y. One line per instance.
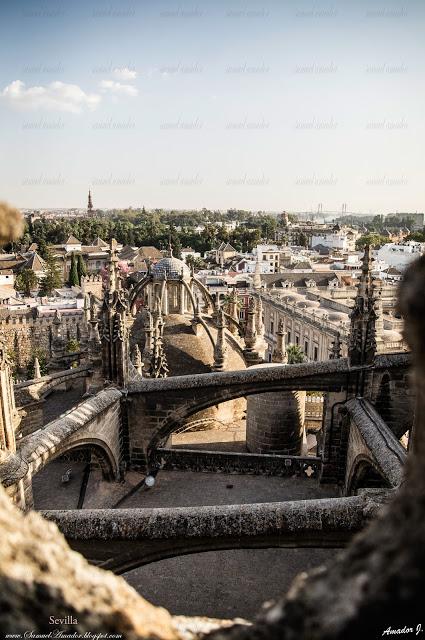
151, 447, 321, 478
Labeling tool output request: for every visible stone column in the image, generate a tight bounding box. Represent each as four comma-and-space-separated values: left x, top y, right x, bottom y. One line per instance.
272, 319, 288, 364
132, 344, 143, 376
212, 309, 227, 371
243, 297, 261, 365
0, 342, 19, 458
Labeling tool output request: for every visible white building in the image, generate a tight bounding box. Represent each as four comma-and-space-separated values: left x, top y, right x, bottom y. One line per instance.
376, 241, 424, 271
0, 270, 15, 288
181, 247, 201, 261
311, 226, 356, 252
254, 244, 281, 273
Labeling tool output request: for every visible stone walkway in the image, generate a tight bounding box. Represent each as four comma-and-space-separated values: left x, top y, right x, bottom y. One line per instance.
123, 547, 340, 620
34, 462, 339, 510
172, 421, 247, 453
33, 461, 88, 510
42, 382, 86, 425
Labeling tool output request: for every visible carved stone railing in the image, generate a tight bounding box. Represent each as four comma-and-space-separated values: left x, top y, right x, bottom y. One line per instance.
152, 447, 322, 478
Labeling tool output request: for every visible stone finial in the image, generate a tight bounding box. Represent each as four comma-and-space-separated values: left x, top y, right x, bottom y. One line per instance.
272, 319, 288, 364
33, 357, 41, 379
330, 332, 342, 359
132, 344, 143, 376
253, 254, 262, 290
108, 238, 120, 293
244, 297, 257, 351
255, 295, 265, 337
212, 308, 227, 371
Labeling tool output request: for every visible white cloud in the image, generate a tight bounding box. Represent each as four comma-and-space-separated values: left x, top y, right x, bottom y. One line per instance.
113, 67, 137, 81
0, 80, 101, 113
99, 80, 138, 96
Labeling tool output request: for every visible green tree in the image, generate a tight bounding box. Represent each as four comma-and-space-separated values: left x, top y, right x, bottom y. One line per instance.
298, 232, 308, 248
68, 252, 79, 287
185, 255, 205, 271
406, 230, 425, 242
66, 338, 80, 353
356, 234, 391, 250
15, 268, 38, 296
287, 344, 305, 364
77, 254, 87, 284
39, 250, 62, 296
169, 225, 182, 258
27, 348, 48, 379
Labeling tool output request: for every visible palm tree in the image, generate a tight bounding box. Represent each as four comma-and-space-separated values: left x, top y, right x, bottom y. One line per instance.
287, 344, 305, 364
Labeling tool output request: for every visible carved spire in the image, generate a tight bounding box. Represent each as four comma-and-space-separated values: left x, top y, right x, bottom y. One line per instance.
132, 344, 143, 376
142, 309, 154, 364
100, 239, 130, 387
83, 294, 90, 323
272, 319, 288, 363
330, 332, 342, 359
151, 320, 169, 378
244, 297, 257, 350
348, 245, 378, 366
227, 288, 239, 335
213, 308, 227, 371
108, 238, 120, 293
255, 295, 264, 337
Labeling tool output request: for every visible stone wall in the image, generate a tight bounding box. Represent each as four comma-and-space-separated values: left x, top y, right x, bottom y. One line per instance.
1, 387, 123, 509
0, 309, 87, 371
14, 365, 91, 436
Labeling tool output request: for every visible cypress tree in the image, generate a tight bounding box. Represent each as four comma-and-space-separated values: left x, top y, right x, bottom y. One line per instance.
77, 254, 87, 285
68, 253, 79, 287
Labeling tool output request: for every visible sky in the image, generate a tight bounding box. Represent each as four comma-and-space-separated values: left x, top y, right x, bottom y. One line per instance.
0, 0, 424, 213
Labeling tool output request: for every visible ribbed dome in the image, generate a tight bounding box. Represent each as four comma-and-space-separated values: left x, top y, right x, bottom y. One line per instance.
152, 256, 190, 279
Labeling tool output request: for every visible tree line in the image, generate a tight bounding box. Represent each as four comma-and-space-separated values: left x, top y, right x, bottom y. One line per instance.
6, 209, 293, 258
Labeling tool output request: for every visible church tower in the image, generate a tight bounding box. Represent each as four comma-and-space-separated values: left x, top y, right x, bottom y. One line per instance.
87, 189, 94, 216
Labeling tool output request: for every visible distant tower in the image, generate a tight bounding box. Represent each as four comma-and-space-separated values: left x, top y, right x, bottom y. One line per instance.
253, 254, 262, 290
87, 189, 94, 216
281, 211, 289, 227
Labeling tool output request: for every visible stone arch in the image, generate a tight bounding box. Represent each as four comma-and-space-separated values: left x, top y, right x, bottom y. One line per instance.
102, 538, 342, 575
346, 454, 389, 496
129, 275, 152, 314
30, 437, 118, 482
145, 382, 316, 463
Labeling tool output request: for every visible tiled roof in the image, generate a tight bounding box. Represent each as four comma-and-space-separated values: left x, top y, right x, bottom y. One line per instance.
65, 235, 81, 244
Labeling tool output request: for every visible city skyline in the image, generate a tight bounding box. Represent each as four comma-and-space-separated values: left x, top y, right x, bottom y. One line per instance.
1, 0, 424, 211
